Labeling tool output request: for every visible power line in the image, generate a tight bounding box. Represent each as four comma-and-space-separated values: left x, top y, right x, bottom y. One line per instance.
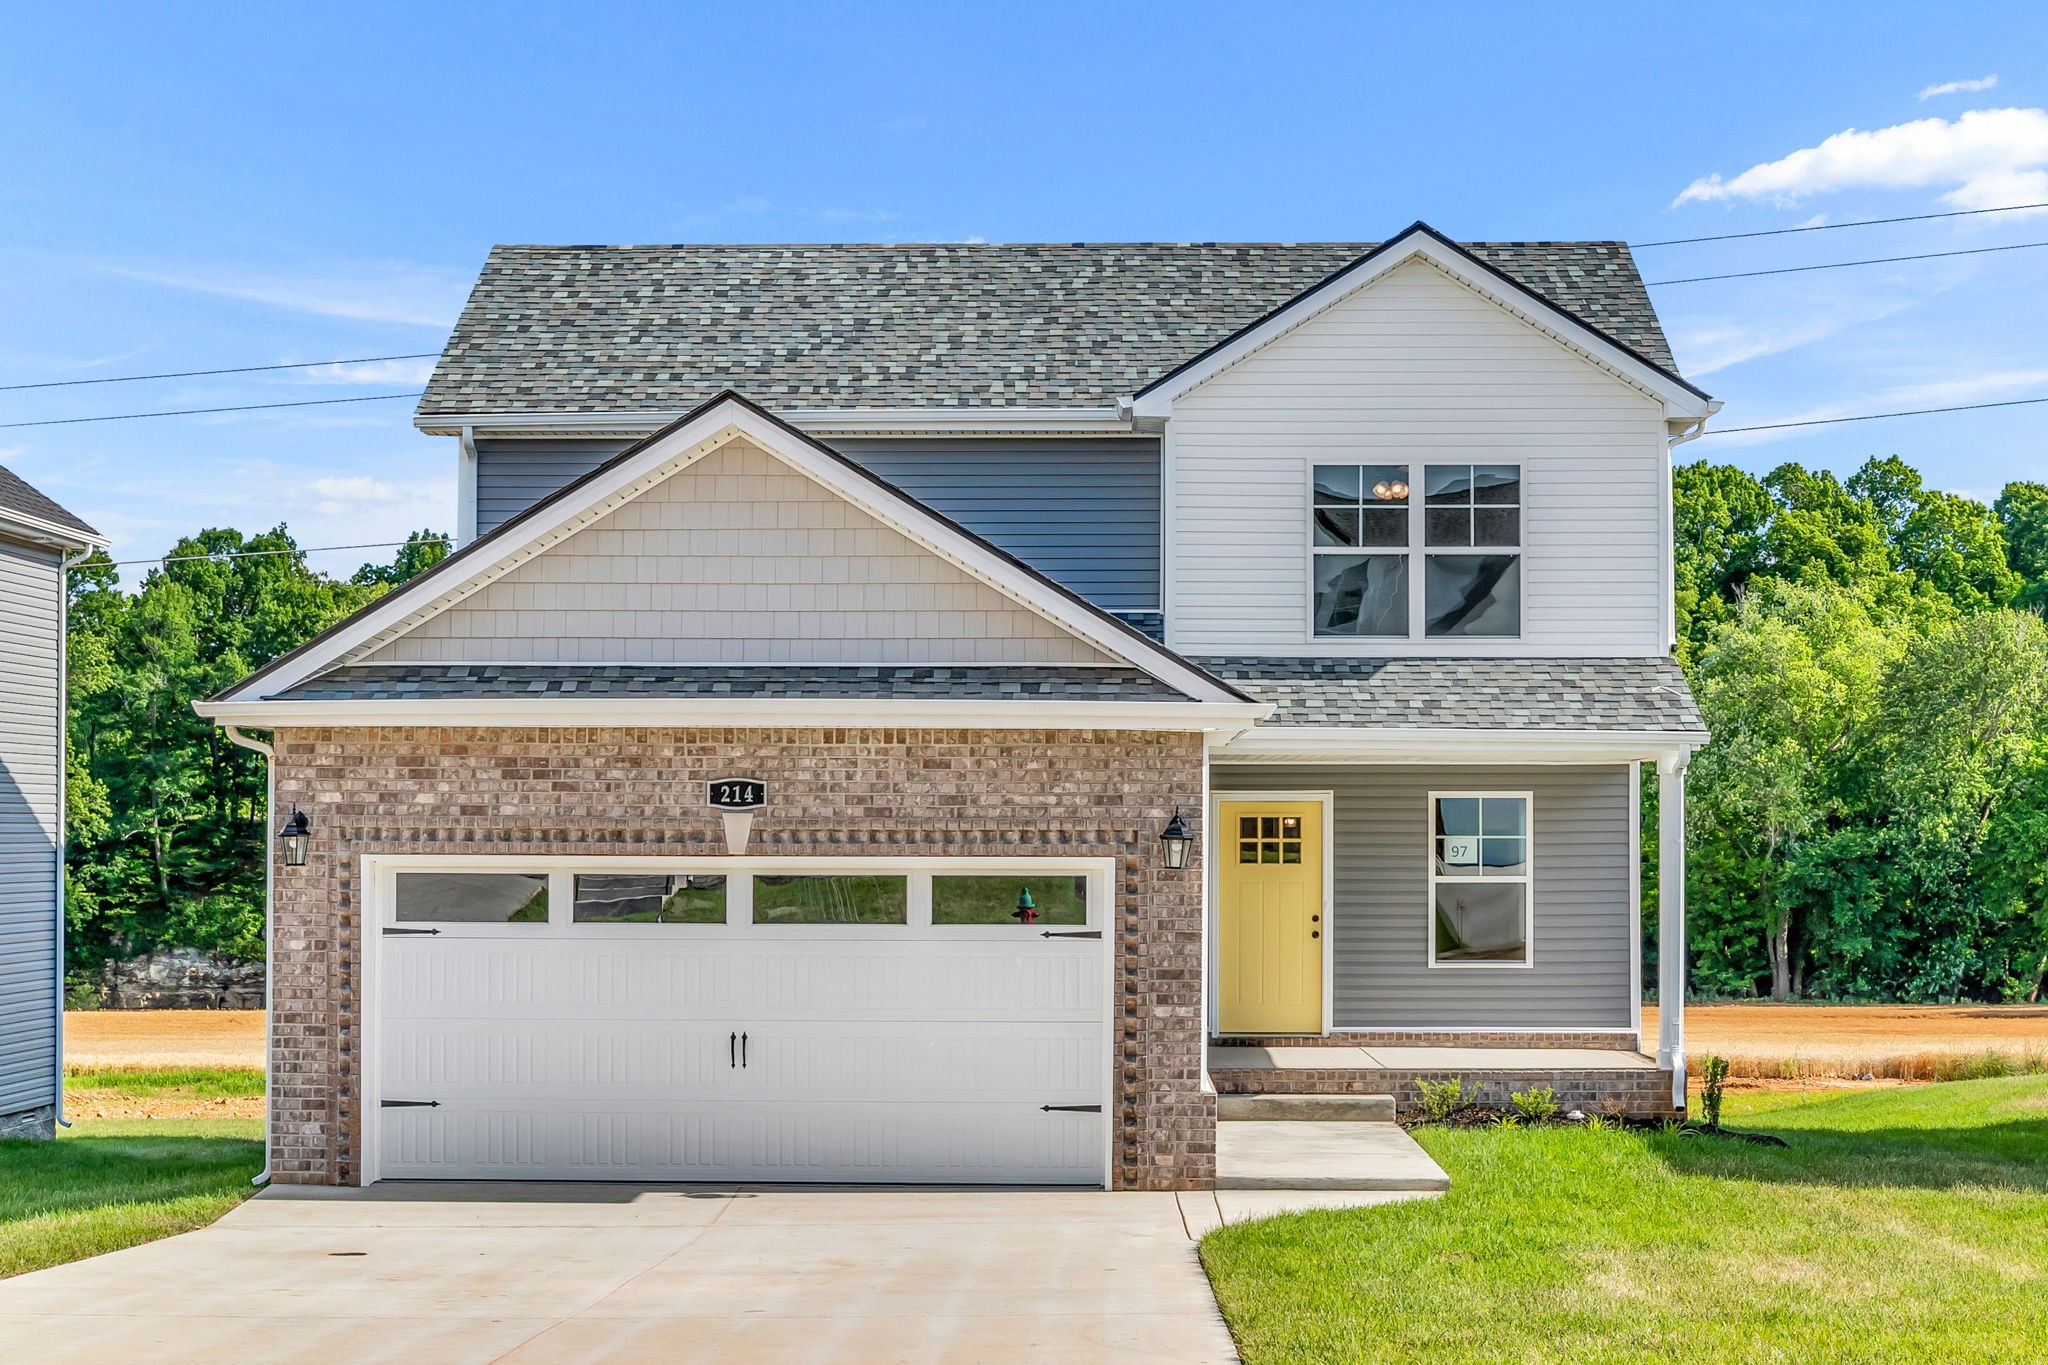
98, 535, 452, 568
1633, 201, 2048, 248
0, 391, 424, 428
1646, 239, 2048, 285
1694, 393, 2048, 437
0, 352, 439, 392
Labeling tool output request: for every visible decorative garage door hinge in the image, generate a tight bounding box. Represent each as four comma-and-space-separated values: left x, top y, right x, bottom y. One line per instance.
1040, 1104, 1103, 1113
382, 926, 440, 936
379, 1099, 441, 1108
1039, 930, 1102, 939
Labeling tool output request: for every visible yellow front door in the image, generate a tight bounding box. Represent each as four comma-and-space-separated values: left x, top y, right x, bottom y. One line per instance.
1217, 801, 1324, 1034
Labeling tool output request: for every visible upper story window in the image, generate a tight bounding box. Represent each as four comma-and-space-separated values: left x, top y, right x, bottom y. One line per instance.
1312, 463, 1521, 639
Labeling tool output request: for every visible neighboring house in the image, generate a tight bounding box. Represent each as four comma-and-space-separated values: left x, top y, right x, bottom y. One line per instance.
198, 222, 1713, 1190
0, 467, 103, 1141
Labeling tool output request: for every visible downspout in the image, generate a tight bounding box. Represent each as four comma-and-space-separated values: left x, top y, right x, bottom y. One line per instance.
52, 546, 92, 1130
222, 724, 274, 1186
456, 424, 478, 549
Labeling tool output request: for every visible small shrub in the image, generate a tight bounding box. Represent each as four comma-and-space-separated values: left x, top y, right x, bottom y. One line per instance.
63, 978, 102, 1011
1701, 1055, 1731, 1130
1495, 1112, 1522, 1129
1583, 1114, 1613, 1133
1415, 1076, 1469, 1122
1509, 1085, 1559, 1122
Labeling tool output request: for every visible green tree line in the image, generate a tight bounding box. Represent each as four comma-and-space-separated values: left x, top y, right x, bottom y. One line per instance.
63, 528, 447, 980
1675, 457, 2048, 1002
57, 458, 2048, 1005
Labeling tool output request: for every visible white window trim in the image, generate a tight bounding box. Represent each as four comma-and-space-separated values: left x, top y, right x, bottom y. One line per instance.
1305, 459, 1526, 647
358, 852, 1116, 1187
1425, 790, 1536, 970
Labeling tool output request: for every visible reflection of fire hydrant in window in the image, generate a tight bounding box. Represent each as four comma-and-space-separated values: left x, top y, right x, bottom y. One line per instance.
1011, 887, 1038, 924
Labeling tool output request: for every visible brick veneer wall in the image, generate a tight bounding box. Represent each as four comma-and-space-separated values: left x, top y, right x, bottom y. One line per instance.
1214, 1030, 1646, 1051
266, 725, 1211, 1191
1209, 1065, 1678, 1117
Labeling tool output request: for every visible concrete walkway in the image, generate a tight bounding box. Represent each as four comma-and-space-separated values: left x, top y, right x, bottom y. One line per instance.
0, 1182, 1242, 1364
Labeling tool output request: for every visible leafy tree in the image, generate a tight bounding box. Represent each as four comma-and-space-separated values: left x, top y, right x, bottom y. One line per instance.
65, 526, 447, 974
353, 529, 450, 586
1995, 481, 2048, 611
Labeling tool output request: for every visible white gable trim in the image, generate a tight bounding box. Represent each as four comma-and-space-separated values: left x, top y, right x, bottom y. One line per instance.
213, 396, 1248, 707
1127, 228, 1712, 421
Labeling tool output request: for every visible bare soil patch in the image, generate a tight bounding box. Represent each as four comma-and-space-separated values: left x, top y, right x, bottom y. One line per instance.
64, 1010, 264, 1070
62, 1090, 265, 1121
1649, 1003, 2048, 1081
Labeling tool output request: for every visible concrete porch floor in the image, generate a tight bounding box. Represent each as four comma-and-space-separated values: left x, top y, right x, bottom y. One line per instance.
1209, 1044, 1659, 1070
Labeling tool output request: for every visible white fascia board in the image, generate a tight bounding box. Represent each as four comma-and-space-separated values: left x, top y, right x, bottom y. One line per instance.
219, 398, 1246, 708
1212, 725, 1708, 765
0, 509, 107, 551
194, 697, 1272, 733
417, 406, 1132, 439
1128, 234, 1712, 422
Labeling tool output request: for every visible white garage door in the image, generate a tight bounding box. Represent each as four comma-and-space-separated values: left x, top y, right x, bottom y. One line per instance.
367, 859, 1110, 1185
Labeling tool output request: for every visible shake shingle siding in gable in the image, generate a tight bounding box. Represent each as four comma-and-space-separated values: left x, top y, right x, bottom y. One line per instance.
420, 241, 1676, 419
476, 435, 1164, 614
369, 436, 1116, 666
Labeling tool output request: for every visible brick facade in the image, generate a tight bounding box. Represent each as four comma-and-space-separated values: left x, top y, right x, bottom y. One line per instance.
267, 725, 1212, 1191
1209, 1063, 1678, 1118
1215, 1029, 1645, 1051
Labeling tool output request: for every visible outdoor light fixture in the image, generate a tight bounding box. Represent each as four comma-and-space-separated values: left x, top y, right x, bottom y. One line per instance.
1159, 809, 1195, 870
277, 808, 311, 868
1011, 887, 1039, 925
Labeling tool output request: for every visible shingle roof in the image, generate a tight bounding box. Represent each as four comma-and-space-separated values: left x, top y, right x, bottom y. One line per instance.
419, 240, 1676, 417
0, 464, 99, 542
1192, 656, 1705, 733
273, 662, 1195, 703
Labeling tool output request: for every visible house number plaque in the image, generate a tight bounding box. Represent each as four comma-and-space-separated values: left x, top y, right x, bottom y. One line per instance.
707, 778, 768, 812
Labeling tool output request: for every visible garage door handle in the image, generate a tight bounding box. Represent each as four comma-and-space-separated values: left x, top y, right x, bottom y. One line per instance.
380, 1099, 440, 1109
382, 926, 440, 936
1041, 1104, 1103, 1113
730, 1032, 737, 1069
741, 1032, 748, 1068
1040, 930, 1102, 939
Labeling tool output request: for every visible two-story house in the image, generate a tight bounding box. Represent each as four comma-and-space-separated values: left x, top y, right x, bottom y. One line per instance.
199, 223, 1711, 1191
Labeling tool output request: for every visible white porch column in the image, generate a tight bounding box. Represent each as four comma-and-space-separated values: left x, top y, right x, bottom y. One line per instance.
1656, 749, 1691, 1111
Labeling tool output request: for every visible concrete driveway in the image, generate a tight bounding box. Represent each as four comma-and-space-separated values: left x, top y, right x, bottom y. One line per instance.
0, 1183, 1241, 1363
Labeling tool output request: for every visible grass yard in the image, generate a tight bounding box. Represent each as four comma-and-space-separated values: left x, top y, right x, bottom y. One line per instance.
1201, 1077, 2048, 1363
0, 1069, 262, 1279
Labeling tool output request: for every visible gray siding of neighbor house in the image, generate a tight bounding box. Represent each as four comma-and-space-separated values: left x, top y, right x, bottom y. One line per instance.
1213, 763, 1636, 1030
474, 436, 1162, 613
0, 537, 61, 1128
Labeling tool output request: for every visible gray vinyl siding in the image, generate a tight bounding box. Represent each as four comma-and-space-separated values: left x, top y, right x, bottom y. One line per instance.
0, 538, 61, 1117
474, 436, 1162, 612
1214, 763, 1635, 1030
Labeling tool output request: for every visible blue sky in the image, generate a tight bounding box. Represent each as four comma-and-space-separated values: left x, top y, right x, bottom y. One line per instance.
3, 2, 2044, 581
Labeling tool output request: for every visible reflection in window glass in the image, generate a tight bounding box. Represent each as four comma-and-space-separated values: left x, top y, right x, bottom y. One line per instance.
1434, 882, 1527, 963
395, 872, 548, 924
932, 874, 1088, 925
573, 874, 726, 923
753, 875, 907, 925
1425, 554, 1520, 636
1314, 554, 1409, 636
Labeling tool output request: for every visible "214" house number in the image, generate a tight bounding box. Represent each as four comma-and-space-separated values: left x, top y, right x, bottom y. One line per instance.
706, 778, 768, 811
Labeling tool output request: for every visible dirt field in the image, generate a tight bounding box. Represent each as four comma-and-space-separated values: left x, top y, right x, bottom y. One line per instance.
1649, 1002, 2048, 1080
64, 1010, 264, 1069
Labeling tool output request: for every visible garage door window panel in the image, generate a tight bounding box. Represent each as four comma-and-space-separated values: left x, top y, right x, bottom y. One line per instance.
753, 874, 909, 925
572, 873, 727, 924
931, 874, 1089, 926
393, 871, 550, 925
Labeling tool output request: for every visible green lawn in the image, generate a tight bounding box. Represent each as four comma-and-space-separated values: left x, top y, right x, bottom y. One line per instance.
1201, 1078, 2048, 1364
0, 1070, 262, 1279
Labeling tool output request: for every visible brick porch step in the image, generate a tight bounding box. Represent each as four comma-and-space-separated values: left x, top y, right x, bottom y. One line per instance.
1218, 1094, 1396, 1122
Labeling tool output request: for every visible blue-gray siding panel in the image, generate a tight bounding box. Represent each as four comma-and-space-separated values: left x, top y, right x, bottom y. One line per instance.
0, 537, 61, 1119
1214, 763, 1636, 1031
474, 436, 1162, 612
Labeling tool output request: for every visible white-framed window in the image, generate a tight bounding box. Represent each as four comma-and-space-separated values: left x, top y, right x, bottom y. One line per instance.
1427, 792, 1532, 967
1311, 462, 1522, 639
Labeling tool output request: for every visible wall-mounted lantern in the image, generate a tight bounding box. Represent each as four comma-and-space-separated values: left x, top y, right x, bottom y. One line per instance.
1159, 809, 1195, 871
1011, 887, 1039, 924
277, 808, 311, 868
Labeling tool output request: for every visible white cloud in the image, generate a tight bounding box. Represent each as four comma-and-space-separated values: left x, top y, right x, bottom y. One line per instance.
1919, 75, 1998, 101
1705, 364, 2048, 446
1673, 107, 2048, 216
102, 261, 469, 328
301, 357, 437, 385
